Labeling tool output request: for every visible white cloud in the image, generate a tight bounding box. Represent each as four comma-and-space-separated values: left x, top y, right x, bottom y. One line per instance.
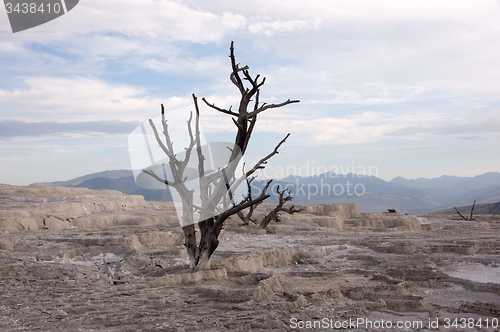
249, 19, 322, 36
221, 12, 247, 30
0, 42, 25, 53
3, 0, 498, 103
0, 76, 191, 122
143, 55, 227, 76
236, 0, 500, 103
248, 108, 500, 145
0, 142, 76, 160
4, 1, 247, 44
0, 0, 249, 68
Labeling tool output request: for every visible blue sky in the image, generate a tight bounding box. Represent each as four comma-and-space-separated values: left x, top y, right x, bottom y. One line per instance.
1, 0, 499, 185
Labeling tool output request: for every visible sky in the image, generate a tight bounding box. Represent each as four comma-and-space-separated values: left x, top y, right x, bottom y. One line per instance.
1, 0, 499, 185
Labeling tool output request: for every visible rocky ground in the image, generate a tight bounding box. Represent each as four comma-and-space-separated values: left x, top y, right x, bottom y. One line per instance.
1, 183, 500, 331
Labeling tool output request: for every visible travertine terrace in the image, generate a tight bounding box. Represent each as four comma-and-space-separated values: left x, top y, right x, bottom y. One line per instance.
1, 184, 499, 331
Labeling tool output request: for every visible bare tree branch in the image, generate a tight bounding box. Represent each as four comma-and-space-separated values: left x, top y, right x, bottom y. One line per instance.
178, 111, 196, 171
245, 133, 290, 177
228, 133, 290, 196
142, 169, 175, 186
454, 207, 467, 220
260, 185, 304, 228
219, 180, 272, 222
249, 99, 300, 118
454, 199, 479, 221
201, 97, 239, 117
242, 70, 265, 96
144, 103, 198, 188
236, 176, 261, 225
242, 115, 257, 155
469, 199, 477, 221
148, 118, 172, 159
229, 41, 247, 94
192, 94, 205, 179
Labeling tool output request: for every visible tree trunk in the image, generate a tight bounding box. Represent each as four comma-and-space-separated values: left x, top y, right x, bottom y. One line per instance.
194, 216, 225, 271
180, 191, 196, 269
182, 224, 197, 270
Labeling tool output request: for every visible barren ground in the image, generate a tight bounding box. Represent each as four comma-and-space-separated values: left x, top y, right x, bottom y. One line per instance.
1, 184, 500, 331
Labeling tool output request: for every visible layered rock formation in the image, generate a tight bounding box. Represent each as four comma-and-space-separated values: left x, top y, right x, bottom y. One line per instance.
1, 184, 499, 331
0, 184, 177, 231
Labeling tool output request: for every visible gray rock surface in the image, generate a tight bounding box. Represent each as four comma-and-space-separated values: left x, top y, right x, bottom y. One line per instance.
1, 184, 499, 331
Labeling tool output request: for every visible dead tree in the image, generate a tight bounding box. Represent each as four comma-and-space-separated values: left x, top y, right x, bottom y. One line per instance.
454, 199, 478, 221
143, 42, 299, 271
236, 182, 304, 228
235, 176, 262, 225
259, 185, 304, 228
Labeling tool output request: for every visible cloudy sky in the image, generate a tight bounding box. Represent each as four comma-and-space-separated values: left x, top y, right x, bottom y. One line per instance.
1, 0, 499, 185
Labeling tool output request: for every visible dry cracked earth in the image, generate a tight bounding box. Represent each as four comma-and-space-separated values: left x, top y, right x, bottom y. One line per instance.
1, 184, 500, 331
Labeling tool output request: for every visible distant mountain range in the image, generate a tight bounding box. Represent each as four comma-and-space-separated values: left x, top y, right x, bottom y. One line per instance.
31, 169, 173, 202
430, 200, 500, 215
31, 169, 134, 187
250, 172, 500, 214
390, 172, 500, 204
30, 170, 500, 215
